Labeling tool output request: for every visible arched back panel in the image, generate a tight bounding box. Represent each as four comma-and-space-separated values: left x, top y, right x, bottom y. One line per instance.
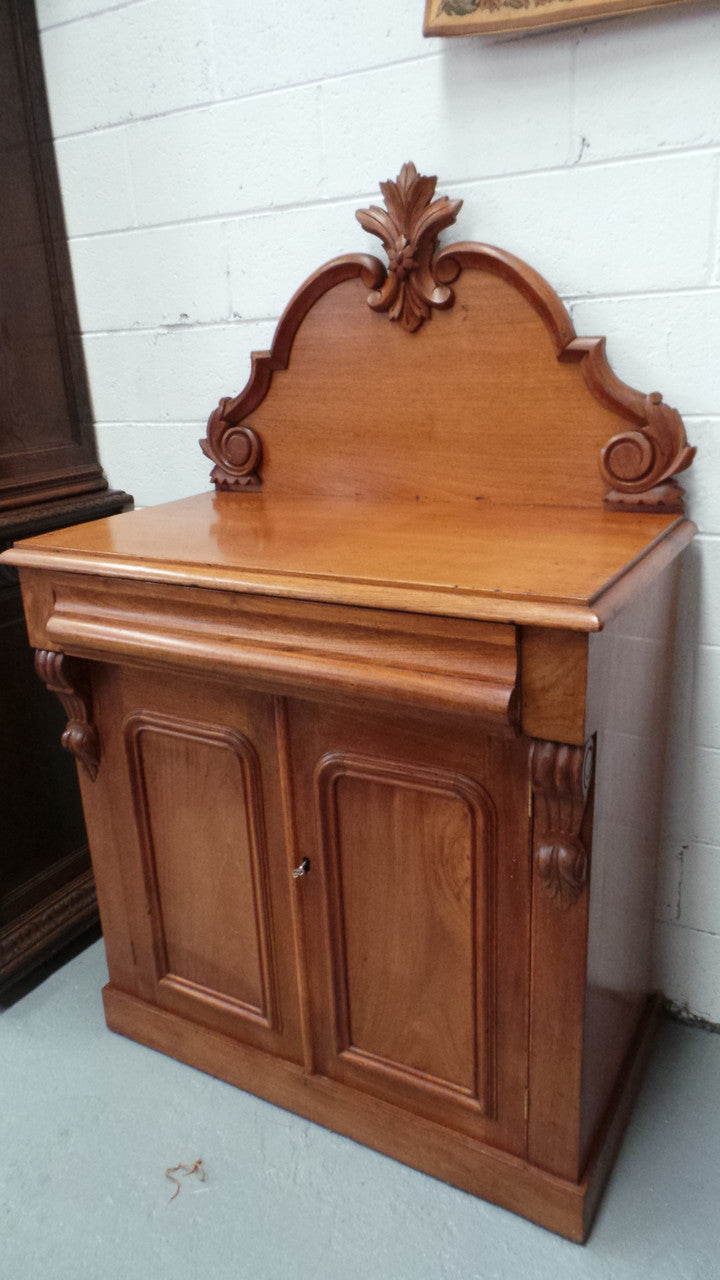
201, 166, 693, 514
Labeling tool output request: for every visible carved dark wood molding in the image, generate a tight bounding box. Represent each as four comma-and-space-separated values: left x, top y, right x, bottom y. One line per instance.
530, 738, 595, 910
0, 871, 97, 987
356, 162, 463, 332
200, 254, 384, 491
35, 649, 100, 780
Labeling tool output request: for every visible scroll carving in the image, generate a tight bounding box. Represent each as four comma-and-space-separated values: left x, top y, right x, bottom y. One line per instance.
600, 392, 696, 513
560, 336, 695, 513
200, 401, 263, 493
356, 162, 462, 332
530, 738, 594, 910
35, 650, 100, 781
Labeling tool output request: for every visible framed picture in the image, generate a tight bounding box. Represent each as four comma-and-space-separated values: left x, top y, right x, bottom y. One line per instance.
424, 0, 699, 37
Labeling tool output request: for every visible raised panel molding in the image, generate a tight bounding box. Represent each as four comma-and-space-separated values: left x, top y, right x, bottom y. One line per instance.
314, 751, 497, 1117
124, 712, 279, 1030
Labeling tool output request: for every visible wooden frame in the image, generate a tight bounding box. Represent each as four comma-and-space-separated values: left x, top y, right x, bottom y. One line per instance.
424, 0, 700, 38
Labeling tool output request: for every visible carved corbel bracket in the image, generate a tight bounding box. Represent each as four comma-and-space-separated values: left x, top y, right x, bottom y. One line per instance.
35, 650, 100, 781
356, 162, 463, 332
530, 738, 595, 909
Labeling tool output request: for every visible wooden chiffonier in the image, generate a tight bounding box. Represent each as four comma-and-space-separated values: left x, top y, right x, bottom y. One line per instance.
3, 167, 696, 1241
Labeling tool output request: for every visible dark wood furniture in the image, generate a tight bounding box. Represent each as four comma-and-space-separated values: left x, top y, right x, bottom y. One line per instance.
0, 0, 131, 989
4, 165, 695, 1240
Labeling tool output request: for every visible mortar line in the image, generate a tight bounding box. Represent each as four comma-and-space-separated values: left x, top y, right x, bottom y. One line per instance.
38, 0, 152, 32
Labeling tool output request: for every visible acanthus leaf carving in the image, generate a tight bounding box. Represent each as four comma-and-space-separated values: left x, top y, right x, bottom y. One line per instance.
35, 650, 100, 781
530, 738, 594, 910
356, 162, 463, 332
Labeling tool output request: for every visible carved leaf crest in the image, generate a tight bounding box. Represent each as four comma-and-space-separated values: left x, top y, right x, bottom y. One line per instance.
356, 162, 463, 332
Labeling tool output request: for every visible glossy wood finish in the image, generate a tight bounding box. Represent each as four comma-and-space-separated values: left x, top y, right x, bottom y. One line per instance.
2, 167, 696, 1239
9, 493, 694, 631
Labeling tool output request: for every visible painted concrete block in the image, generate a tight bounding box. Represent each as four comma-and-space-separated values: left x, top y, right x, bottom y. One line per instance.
695, 537, 720, 647
84, 321, 275, 424
319, 44, 574, 200
35, 0, 120, 29
678, 841, 720, 936
39, 0, 214, 137
691, 746, 720, 847
68, 221, 231, 332
54, 129, 135, 237
691, 646, 720, 750
96, 421, 208, 507
682, 418, 720, 536
226, 201, 379, 321
655, 841, 683, 925
655, 919, 720, 1023
126, 88, 324, 227
209, 0, 428, 99
454, 154, 715, 299
569, 293, 720, 418
575, 5, 720, 161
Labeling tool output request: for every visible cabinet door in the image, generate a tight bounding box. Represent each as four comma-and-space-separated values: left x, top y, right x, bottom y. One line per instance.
286, 700, 530, 1154
92, 666, 304, 1063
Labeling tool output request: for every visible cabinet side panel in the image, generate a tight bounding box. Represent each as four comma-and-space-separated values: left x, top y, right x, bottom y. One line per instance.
579, 559, 681, 1169
326, 767, 481, 1101
129, 723, 269, 1020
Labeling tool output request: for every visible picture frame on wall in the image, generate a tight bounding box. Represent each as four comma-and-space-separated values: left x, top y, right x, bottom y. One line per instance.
424, 0, 699, 38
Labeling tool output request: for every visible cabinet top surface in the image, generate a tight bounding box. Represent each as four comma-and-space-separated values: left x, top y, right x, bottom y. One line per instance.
5, 491, 693, 631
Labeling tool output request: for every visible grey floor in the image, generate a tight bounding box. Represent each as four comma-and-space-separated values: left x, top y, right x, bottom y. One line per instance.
1, 941, 719, 1280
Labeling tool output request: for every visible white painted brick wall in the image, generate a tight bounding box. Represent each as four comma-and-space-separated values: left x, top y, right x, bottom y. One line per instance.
35, 0, 720, 1019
